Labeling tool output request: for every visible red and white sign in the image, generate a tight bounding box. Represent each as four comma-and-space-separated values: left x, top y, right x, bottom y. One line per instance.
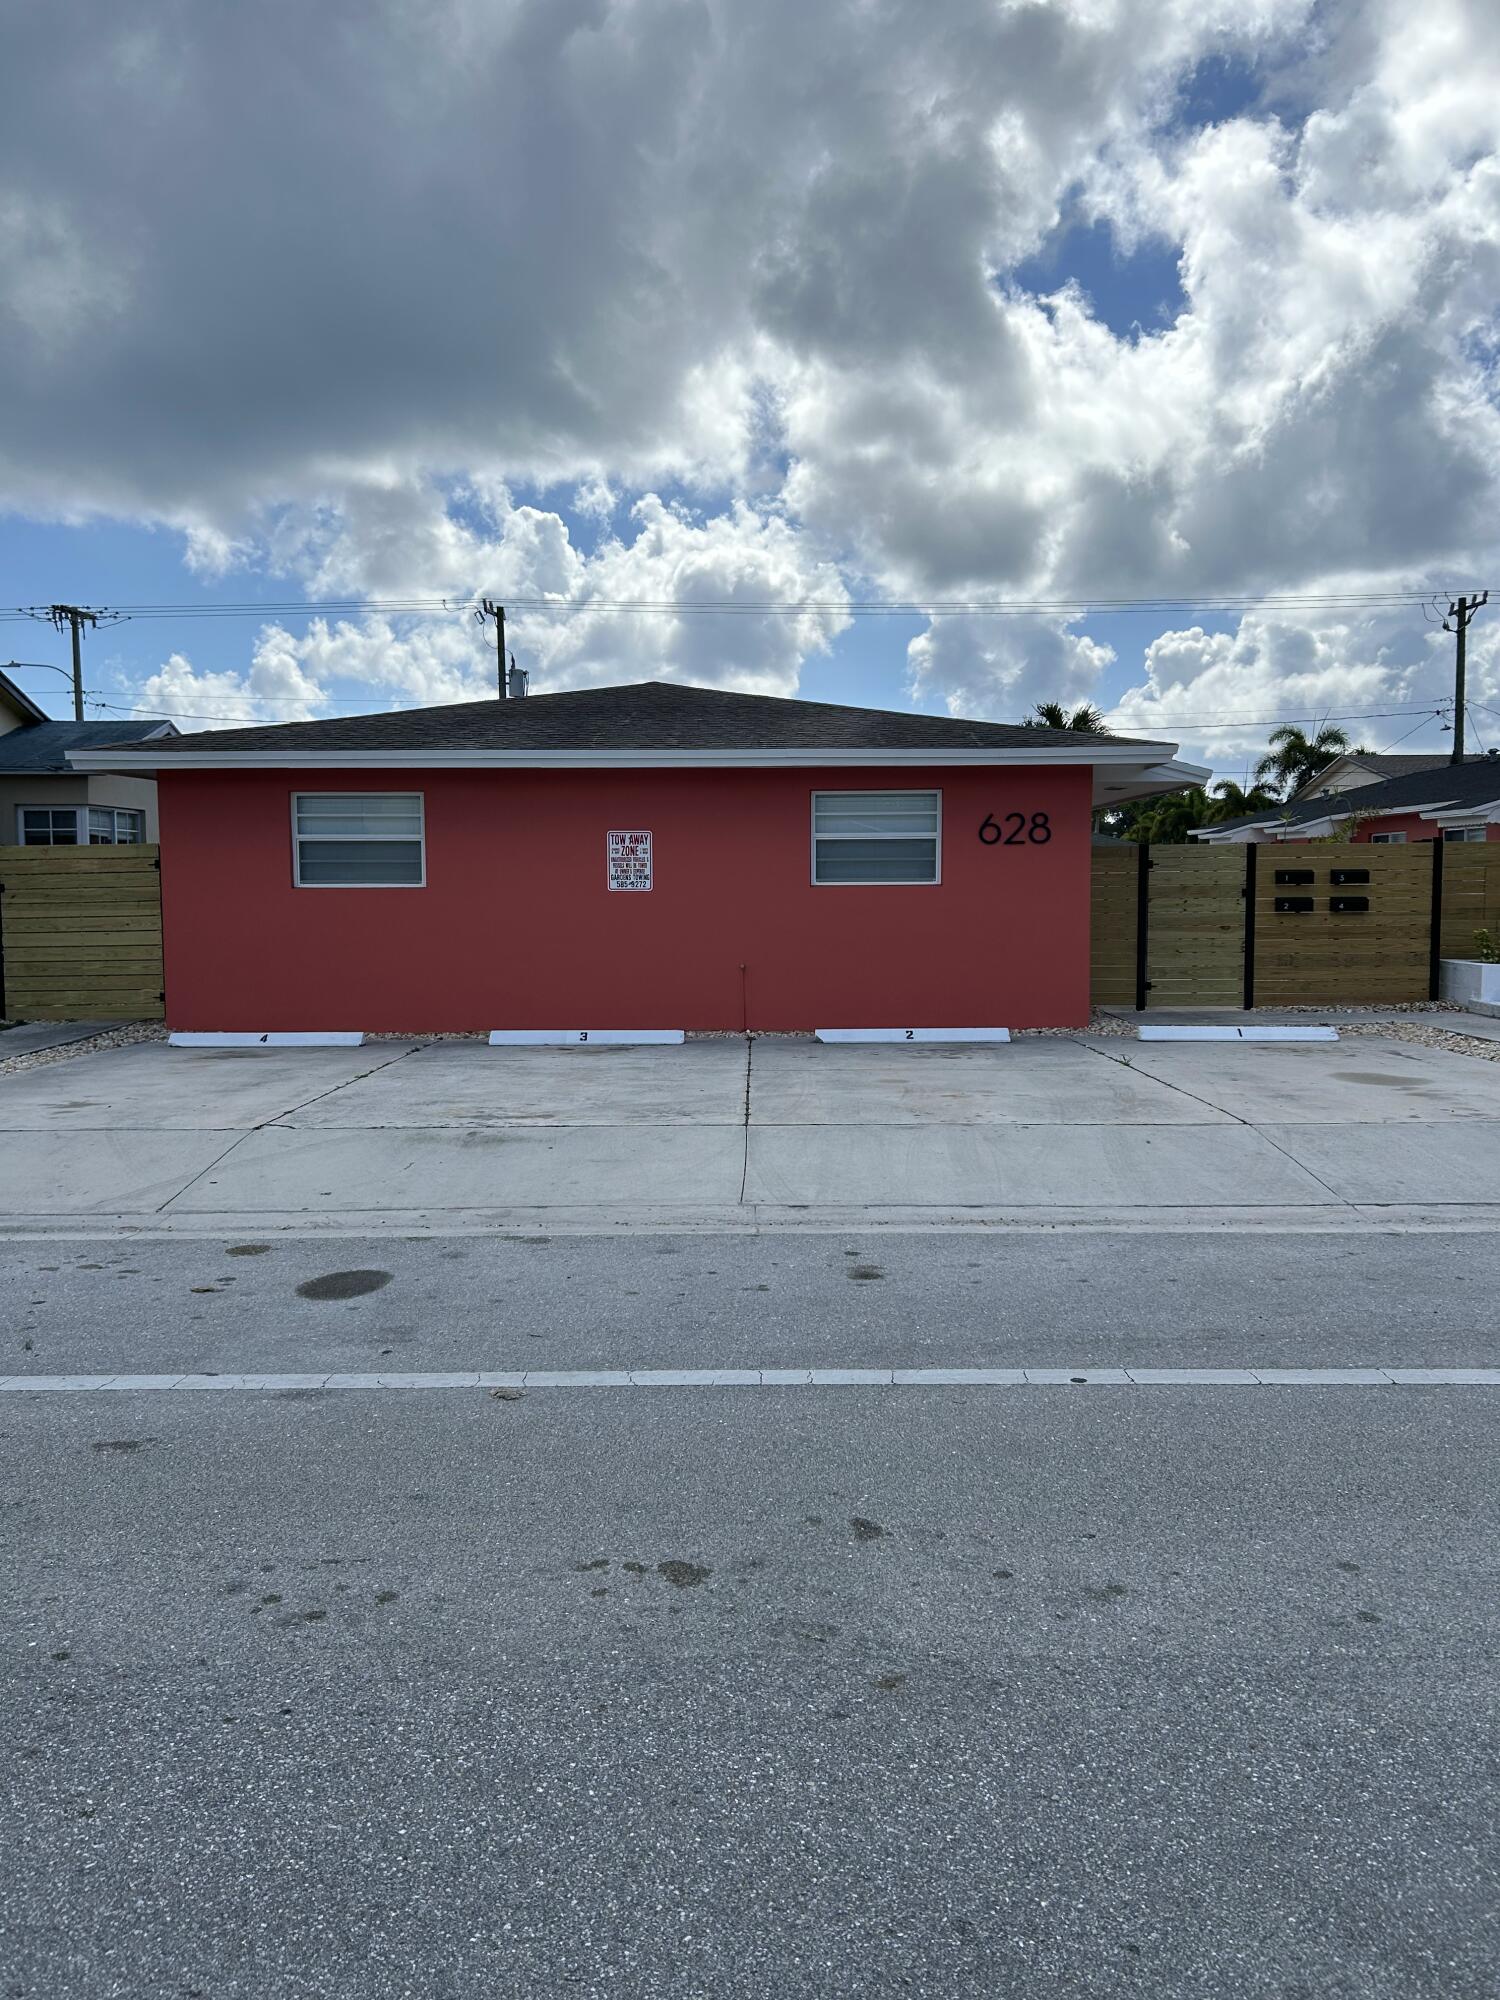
607, 829, 653, 891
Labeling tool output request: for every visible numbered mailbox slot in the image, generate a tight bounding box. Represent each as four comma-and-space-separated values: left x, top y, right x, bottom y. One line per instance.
1273, 895, 1315, 913
1329, 896, 1369, 914
1330, 868, 1370, 885
1274, 869, 1315, 885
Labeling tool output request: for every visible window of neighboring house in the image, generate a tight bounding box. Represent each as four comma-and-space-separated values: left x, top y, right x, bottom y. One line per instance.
1369, 830, 1408, 844
812, 790, 940, 885
18, 807, 80, 844
17, 805, 145, 844
1443, 825, 1487, 843
292, 793, 425, 886
88, 807, 145, 844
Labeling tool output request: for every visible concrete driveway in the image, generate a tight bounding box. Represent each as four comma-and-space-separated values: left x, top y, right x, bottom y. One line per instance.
2, 1031, 1499, 1231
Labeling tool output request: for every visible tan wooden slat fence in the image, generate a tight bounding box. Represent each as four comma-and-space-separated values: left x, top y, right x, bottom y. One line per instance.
1088, 846, 1138, 1006
0, 845, 165, 1021
1252, 846, 1432, 1005
1440, 843, 1500, 959
1091, 840, 1500, 1010
1145, 846, 1247, 1007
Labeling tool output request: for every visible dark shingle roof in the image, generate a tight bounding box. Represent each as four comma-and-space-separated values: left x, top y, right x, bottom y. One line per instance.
1203, 755, 1500, 836
149, 680, 1167, 757
0, 720, 171, 775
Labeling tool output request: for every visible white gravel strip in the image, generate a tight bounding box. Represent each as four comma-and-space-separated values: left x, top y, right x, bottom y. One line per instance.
2, 1367, 1496, 1393
0, 1022, 166, 1078
1340, 1020, 1500, 1062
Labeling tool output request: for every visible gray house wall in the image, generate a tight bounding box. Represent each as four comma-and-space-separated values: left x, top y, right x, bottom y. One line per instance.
0, 772, 162, 841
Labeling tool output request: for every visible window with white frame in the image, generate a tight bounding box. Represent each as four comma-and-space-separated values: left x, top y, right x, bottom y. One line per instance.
89, 807, 144, 844
812, 790, 940, 884
18, 807, 80, 845
293, 793, 425, 886
1369, 830, 1407, 844
1443, 825, 1487, 843
17, 805, 144, 845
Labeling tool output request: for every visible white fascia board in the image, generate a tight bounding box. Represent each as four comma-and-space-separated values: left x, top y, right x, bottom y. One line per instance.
1191, 822, 1276, 843
1289, 798, 1458, 839
1091, 758, 1211, 805
1423, 797, 1500, 825
68, 741, 1185, 774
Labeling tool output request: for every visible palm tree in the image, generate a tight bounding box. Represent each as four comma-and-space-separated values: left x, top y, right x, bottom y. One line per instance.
1252, 723, 1351, 799
1203, 778, 1280, 823
1124, 787, 1212, 843
1031, 700, 1109, 733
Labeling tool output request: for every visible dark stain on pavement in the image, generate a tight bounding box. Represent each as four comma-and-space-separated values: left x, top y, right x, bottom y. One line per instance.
850, 1516, 886, 1542
657, 1560, 711, 1589
874, 1672, 907, 1692
1084, 1583, 1130, 1602
225, 1244, 271, 1257
296, 1269, 392, 1301
847, 1264, 884, 1281
1331, 1072, 1427, 1088
91, 1439, 154, 1454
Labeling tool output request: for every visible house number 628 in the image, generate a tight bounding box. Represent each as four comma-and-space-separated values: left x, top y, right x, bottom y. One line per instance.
979, 812, 1051, 846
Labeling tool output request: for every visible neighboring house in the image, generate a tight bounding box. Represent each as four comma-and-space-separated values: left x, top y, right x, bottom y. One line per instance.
1286, 750, 1452, 802
1192, 752, 1500, 845
72, 680, 1204, 1032
0, 668, 176, 844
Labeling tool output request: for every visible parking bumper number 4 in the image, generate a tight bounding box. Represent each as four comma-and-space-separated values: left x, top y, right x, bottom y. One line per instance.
979, 812, 1050, 845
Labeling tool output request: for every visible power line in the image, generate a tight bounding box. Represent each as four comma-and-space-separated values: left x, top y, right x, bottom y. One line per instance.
1, 587, 1491, 626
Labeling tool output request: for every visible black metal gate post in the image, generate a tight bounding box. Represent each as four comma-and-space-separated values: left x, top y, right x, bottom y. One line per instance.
1242, 842, 1258, 1011
1134, 841, 1151, 1011
1429, 834, 1445, 1001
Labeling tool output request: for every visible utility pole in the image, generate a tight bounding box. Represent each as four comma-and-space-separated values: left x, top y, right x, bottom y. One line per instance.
19, 605, 119, 721
478, 598, 507, 699
48, 606, 98, 721
1443, 591, 1488, 764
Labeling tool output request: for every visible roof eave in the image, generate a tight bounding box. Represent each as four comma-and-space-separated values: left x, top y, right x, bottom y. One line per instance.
1091, 757, 1210, 806
70, 740, 1185, 775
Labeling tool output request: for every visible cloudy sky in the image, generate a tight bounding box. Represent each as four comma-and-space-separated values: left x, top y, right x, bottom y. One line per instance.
2, 0, 1498, 778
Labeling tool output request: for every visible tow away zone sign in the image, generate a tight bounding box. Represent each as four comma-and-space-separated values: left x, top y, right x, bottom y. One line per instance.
608, 829, 653, 891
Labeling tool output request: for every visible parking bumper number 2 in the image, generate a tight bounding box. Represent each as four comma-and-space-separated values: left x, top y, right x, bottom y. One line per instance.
979, 812, 1051, 845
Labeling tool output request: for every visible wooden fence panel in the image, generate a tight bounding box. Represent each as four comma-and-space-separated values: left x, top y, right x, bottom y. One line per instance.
1146, 847, 1246, 1007
1090, 848, 1138, 1005
1439, 843, 1500, 959
0, 845, 164, 1020
1253, 845, 1432, 1005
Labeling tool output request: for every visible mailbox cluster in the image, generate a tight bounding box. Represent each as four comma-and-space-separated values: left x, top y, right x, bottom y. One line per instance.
1272, 866, 1370, 915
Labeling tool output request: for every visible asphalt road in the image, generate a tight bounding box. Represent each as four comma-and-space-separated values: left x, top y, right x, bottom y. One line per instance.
6, 1228, 1500, 1376
3, 1232, 1499, 1997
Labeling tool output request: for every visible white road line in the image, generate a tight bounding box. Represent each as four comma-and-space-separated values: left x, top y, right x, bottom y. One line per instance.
0, 1367, 1497, 1394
